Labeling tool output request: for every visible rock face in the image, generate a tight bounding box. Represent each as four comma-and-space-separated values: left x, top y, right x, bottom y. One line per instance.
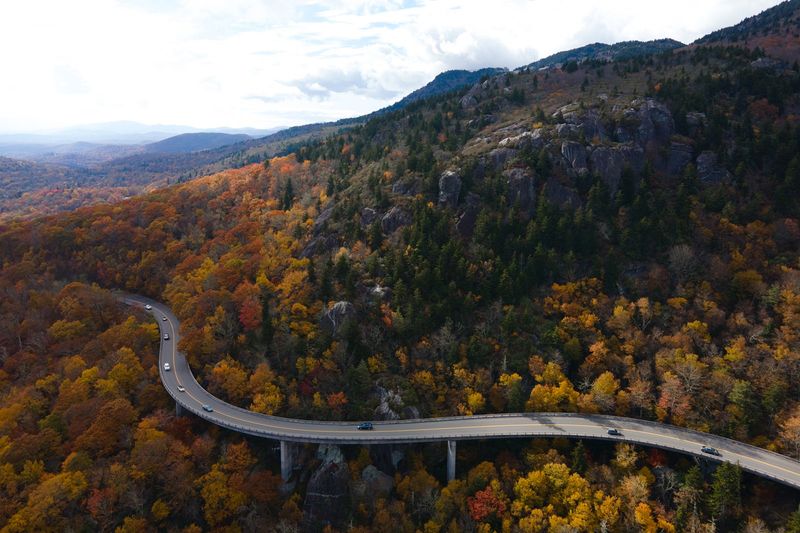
590, 146, 625, 194
543, 180, 582, 209
696, 150, 731, 183
313, 206, 335, 235
361, 465, 393, 499
668, 142, 693, 175
438, 170, 462, 208
381, 206, 411, 233
319, 301, 356, 336
636, 98, 674, 145
374, 386, 404, 420
456, 193, 482, 238
303, 445, 350, 531
361, 207, 378, 227
561, 141, 587, 170
300, 235, 338, 259
487, 148, 516, 171
503, 168, 536, 212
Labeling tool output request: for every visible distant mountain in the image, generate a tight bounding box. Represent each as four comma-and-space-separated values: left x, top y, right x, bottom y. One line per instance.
523, 39, 685, 70
144, 132, 252, 154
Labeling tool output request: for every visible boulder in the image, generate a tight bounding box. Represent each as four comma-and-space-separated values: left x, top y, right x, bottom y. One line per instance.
668, 142, 693, 175
381, 206, 411, 233
319, 301, 356, 336
561, 141, 587, 170
503, 168, 536, 212
438, 170, 462, 208
374, 386, 403, 421
696, 151, 731, 183
556, 123, 582, 139
391, 178, 419, 196
459, 83, 482, 109
361, 465, 394, 499
303, 447, 350, 531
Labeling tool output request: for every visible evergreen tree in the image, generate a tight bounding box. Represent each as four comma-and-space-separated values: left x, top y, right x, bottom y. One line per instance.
709, 462, 742, 527
282, 178, 295, 210
260, 294, 274, 345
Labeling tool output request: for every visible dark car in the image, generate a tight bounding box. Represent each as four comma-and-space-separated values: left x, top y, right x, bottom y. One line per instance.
202, 404, 214, 413
701, 446, 721, 456
356, 422, 373, 430
607, 428, 621, 436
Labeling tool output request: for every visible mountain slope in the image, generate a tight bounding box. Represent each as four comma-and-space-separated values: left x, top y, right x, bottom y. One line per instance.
144, 132, 251, 154
524, 39, 684, 70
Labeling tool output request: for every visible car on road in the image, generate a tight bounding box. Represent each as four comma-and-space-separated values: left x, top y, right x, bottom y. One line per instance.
177, 385, 185, 392
202, 404, 214, 412
163, 333, 169, 340
356, 422, 374, 430
145, 304, 152, 310
607, 428, 621, 436
701, 446, 721, 456
163, 362, 171, 371
162, 316, 167, 321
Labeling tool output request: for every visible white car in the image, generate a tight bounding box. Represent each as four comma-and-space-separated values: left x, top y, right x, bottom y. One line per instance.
177, 385, 185, 392
145, 304, 152, 310
162, 316, 167, 321
163, 333, 169, 340
163, 362, 171, 371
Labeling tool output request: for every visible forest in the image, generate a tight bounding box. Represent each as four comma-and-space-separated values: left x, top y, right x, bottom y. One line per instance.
1, 4, 800, 530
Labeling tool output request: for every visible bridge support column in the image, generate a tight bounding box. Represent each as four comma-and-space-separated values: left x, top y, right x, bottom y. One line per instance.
280, 441, 294, 482
446, 440, 456, 482
175, 402, 184, 417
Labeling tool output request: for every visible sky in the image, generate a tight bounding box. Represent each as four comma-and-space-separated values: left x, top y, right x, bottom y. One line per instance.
0, 0, 783, 133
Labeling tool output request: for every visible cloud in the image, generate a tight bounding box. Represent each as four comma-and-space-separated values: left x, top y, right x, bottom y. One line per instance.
0, 0, 784, 132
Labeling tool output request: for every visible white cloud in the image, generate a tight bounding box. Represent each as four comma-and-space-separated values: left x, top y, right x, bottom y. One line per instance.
0, 0, 783, 133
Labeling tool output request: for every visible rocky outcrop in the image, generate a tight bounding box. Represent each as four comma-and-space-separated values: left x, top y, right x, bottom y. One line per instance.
319, 301, 357, 336
361, 207, 378, 227
636, 98, 674, 145
590, 146, 625, 194
668, 142, 693, 175
696, 151, 731, 183
503, 168, 536, 212
487, 148, 516, 171
555, 123, 582, 139
438, 170, 462, 208
381, 206, 411, 233
303, 445, 350, 531
374, 386, 404, 420
391, 178, 419, 196
313, 205, 335, 235
300, 234, 338, 259
561, 141, 587, 170
362, 465, 393, 498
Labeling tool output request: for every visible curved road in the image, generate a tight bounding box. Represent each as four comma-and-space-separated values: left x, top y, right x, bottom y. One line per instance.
122, 295, 800, 489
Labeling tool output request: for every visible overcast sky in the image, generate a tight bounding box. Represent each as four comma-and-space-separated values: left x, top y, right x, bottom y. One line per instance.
0, 0, 782, 133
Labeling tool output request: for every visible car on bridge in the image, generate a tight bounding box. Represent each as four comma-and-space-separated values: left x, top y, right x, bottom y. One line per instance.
202, 404, 214, 413
163, 362, 170, 371
607, 428, 621, 436
177, 385, 185, 392
163, 333, 169, 340
162, 316, 167, 321
356, 422, 373, 430
701, 446, 721, 456
145, 304, 152, 310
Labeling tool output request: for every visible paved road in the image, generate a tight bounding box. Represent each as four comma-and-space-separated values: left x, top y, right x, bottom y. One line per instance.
122, 295, 800, 489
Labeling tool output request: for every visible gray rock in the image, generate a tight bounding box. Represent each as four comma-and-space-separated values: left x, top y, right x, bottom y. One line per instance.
618, 145, 645, 174
668, 142, 693, 175
503, 168, 536, 212
391, 179, 418, 196
556, 123, 582, 139
313, 205, 334, 235
543, 180, 582, 209
460, 83, 481, 109
359, 465, 394, 501
696, 150, 731, 183
319, 301, 357, 336
361, 207, 378, 227
487, 148, 516, 171
578, 111, 607, 140
637, 99, 674, 145
303, 450, 350, 531
438, 170, 462, 208
374, 386, 403, 421
590, 146, 625, 194
300, 234, 338, 259
381, 206, 411, 233
561, 141, 587, 169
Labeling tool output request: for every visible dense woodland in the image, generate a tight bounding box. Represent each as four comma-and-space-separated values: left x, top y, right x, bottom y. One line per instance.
2, 3, 800, 531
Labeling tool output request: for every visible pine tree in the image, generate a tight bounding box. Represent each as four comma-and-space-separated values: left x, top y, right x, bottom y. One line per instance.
281, 178, 295, 210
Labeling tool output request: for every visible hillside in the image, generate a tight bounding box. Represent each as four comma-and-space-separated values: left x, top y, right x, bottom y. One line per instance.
143, 132, 251, 154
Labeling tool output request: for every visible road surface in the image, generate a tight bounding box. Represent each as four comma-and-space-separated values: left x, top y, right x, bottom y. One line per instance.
121, 294, 800, 489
